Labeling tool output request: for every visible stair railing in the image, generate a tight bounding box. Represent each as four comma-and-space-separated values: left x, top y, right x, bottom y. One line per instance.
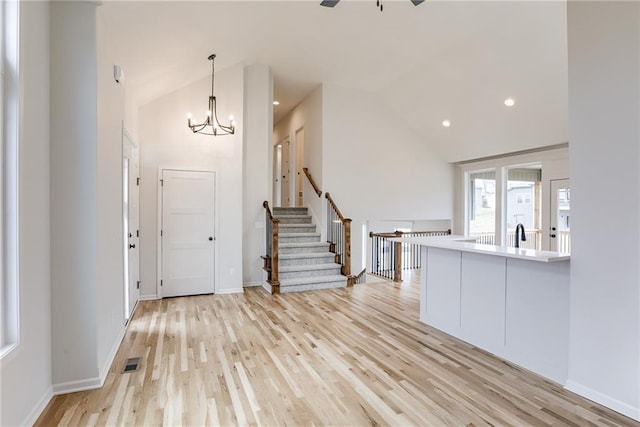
369, 229, 451, 282
302, 167, 322, 197
325, 192, 352, 284
262, 201, 280, 294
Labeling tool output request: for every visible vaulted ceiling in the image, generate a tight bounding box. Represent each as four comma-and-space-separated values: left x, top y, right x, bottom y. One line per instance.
100, 0, 568, 162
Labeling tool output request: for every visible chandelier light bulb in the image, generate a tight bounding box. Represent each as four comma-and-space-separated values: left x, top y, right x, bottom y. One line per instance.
442, 120, 451, 128
504, 98, 515, 107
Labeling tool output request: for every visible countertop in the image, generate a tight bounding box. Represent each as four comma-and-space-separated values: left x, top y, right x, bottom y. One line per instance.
394, 235, 570, 263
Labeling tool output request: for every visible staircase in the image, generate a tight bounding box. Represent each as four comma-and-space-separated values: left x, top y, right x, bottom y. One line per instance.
268, 207, 347, 293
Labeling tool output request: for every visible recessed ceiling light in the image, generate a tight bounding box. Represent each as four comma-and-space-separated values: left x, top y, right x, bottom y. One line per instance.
504, 98, 515, 107
273, 101, 280, 106
442, 120, 451, 128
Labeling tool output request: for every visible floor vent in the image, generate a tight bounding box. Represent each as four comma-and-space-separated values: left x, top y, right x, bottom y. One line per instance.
122, 357, 141, 373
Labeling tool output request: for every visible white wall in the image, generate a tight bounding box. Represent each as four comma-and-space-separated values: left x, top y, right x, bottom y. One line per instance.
566, 2, 640, 420
243, 64, 273, 286
50, 0, 99, 389
139, 64, 244, 298
96, 7, 126, 380
273, 86, 324, 231
0, 1, 52, 425
322, 84, 454, 274
49, 1, 126, 395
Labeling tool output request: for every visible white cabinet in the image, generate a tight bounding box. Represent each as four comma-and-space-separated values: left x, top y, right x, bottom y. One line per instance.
424, 248, 461, 333
460, 252, 506, 355
421, 244, 570, 385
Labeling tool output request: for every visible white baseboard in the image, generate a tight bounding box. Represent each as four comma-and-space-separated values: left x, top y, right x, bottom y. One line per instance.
52, 376, 102, 395
216, 288, 244, 295
243, 281, 261, 287
261, 282, 272, 294
565, 380, 640, 421
99, 326, 127, 386
139, 294, 158, 301
22, 386, 53, 426
53, 325, 127, 396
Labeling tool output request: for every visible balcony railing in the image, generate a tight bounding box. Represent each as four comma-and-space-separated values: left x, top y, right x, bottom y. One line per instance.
470, 229, 542, 249
370, 229, 451, 282
558, 230, 571, 253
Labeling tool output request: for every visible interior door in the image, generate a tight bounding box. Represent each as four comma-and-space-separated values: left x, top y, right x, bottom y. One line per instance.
161, 169, 216, 297
281, 139, 290, 207
127, 157, 140, 315
123, 130, 140, 322
274, 143, 282, 206
549, 179, 570, 253
295, 128, 305, 207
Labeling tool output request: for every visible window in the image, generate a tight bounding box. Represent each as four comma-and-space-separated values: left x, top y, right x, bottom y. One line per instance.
505, 166, 542, 249
467, 170, 496, 244
516, 193, 531, 204
1, 0, 19, 356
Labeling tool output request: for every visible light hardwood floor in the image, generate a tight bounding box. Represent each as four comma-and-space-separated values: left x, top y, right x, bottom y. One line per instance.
36, 272, 637, 426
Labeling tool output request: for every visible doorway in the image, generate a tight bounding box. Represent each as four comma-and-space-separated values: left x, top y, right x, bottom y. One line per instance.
550, 179, 570, 253
161, 169, 216, 297
123, 130, 140, 322
274, 138, 290, 207
295, 128, 305, 207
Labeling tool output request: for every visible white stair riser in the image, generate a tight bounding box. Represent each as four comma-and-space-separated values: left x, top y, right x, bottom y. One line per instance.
279, 245, 331, 254
279, 255, 336, 266
279, 267, 342, 279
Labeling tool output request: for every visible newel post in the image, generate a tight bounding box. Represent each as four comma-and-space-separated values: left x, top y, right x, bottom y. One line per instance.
343, 219, 352, 278
271, 218, 280, 294
393, 230, 402, 282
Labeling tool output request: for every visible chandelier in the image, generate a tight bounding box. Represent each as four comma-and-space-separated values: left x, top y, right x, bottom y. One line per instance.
187, 54, 235, 136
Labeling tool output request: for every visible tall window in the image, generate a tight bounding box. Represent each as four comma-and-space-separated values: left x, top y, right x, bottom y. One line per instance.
468, 170, 496, 244
1, 0, 19, 355
505, 166, 542, 249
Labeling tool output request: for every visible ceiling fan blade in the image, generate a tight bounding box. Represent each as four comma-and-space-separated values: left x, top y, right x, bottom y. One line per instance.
320, 0, 340, 7
410, 0, 425, 5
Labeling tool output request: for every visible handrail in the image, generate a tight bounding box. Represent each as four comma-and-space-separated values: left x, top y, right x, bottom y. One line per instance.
369, 229, 451, 282
325, 192, 351, 282
262, 201, 280, 294
369, 229, 452, 238
325, 192, 345, 221
263, 200, 274, 220
302, 167, 322, 197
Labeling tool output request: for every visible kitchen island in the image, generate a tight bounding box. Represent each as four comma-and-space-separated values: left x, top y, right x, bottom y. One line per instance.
398, 236, 570, 385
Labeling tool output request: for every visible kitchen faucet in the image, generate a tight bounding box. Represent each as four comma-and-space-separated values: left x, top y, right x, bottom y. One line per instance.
515, 223, 527, 248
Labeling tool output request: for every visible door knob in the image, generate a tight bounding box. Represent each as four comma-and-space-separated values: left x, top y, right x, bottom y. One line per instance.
129, 243, 136, 249
208, 237, 213, 241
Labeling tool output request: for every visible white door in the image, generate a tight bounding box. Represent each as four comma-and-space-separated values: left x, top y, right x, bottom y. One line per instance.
123, 131, 140, 321
161, 170, 216, 297
550, 179, 570, 253
274, 143, 282, 206
295, 128, 304, 207
128, 158, 140, 315
281, 139, 290, 207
